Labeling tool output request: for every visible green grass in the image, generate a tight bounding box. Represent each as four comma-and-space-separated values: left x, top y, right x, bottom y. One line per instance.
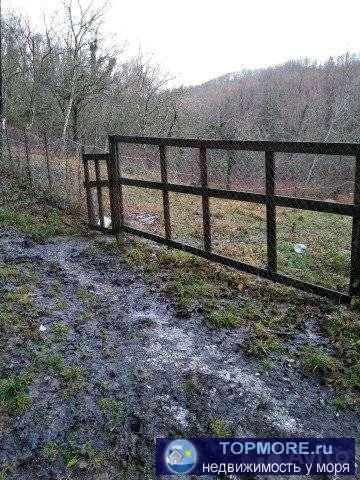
53, 300, 68, 311
168, 270, 221, 308
205, 306, 242, 328
244, 337, 285, 358
260, 359, 274, 372
75, 288, 94, 303
301, 346, 340, 375
0, 372, 33, 414
0, 208, 64, 241
124, 246, 150, 265
41, 441, 60, 463
34, 353, 66, 373
31, 350, 86, 395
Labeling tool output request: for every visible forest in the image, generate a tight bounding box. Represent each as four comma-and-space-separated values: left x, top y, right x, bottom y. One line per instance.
3, 1, 360, 196
4, 2, 360, 143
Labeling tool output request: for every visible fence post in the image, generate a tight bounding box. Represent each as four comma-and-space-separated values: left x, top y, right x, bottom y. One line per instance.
43, 132, 52, 189
81, 145, 96, 226
199, 146, 211, 252
350, 154, 360, 298
107, 136, 124, 242
159, 145, 171, 239
94, 158, 105, 228
23, 128, 32, 184
265, 150, 277, 273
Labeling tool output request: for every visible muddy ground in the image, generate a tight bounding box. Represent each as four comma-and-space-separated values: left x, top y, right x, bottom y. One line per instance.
0, 226, 359, 480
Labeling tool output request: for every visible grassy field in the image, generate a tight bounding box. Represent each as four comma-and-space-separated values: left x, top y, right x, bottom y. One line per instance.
118, 184, 353, 293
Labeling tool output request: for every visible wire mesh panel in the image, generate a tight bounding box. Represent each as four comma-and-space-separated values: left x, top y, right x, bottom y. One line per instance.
0, 124, 110, 213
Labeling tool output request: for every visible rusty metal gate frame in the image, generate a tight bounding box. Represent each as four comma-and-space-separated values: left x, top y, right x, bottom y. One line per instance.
83, 135, 360, 304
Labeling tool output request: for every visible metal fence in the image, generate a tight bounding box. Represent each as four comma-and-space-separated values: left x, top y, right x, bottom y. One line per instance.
85, 135, 359, 303
0, 125, 106, 210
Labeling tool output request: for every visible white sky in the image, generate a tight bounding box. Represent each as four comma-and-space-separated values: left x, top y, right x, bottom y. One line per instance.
6, 0, 360, 86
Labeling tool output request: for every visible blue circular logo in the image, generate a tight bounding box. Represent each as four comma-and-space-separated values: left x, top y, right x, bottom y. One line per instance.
165, 439, 197, 474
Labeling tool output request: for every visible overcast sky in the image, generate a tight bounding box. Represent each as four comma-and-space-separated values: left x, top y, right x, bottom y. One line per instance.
6, 0, 360, 86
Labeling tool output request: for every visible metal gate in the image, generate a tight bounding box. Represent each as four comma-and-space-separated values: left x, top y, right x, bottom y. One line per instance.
83, 135, 360, 304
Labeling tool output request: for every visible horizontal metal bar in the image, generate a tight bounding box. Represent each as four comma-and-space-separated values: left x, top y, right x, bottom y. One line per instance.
120, 224, 351, 303
110, 135, 360, 156
274, 195, 357, 215
82, 153, 109, 161
84, 178, 358, 216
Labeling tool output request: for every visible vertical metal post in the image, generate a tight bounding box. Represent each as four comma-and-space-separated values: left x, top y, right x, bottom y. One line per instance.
107, 136, 124, 239
43, 131, 52, 189
23, 128, 31, 183
265, 150, 277, 273
94, 158, 105, 228
159, 145, 171, 239
350, 154, 360, 297
81, 146, 96, 226
199, 146, 211, 252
